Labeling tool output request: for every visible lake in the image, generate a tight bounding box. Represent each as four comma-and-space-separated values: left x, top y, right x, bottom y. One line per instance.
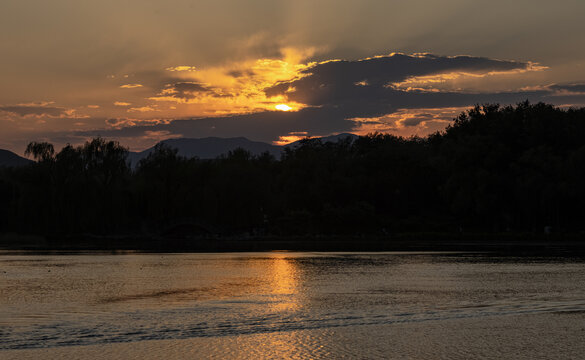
1, 251, 584, 359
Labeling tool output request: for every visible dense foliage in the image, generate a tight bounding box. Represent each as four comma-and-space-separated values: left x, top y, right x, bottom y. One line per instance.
2, 102, 585, 237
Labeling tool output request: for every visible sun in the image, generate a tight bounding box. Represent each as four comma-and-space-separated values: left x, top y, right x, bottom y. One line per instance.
275, 104, 292, 111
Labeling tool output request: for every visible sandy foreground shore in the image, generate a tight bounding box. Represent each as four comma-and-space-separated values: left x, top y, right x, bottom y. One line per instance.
3, 312, 585, 359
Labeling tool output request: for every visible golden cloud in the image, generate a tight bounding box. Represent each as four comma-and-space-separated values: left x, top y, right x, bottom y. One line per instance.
105, 117, 171, 129
120, 84, 143, 89
127, 106, 158, 113
166, 66, 197, 72
351, 107, 468, 137
149, 47, 314, 115
273, 131, 309, 145
389, 62, 548, 93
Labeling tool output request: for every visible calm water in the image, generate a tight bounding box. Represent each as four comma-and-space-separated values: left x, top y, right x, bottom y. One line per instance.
1, 251, 585, 359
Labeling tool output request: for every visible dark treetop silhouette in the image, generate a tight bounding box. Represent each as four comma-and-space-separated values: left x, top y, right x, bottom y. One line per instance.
1, 102, 585, 248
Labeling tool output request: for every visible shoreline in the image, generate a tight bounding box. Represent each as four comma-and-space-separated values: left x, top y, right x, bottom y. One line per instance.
2, 232, 585, 255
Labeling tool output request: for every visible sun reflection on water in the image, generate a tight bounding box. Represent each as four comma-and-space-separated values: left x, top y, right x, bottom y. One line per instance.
268, 254, 300, 312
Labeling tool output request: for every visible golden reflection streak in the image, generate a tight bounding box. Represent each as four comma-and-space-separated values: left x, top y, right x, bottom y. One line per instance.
268, 253, 300, 312
251, 253, 312, 359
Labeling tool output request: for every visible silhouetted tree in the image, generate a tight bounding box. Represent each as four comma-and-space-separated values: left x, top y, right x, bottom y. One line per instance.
25, 142, 55, 162
3, 102, 585, 239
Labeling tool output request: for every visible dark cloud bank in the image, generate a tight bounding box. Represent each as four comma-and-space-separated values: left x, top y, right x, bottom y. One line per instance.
79, 53, 585, 145
0, 104, 68, 117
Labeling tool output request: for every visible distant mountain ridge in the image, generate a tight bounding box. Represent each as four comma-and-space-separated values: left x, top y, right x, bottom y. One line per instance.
0, 134, 359, 168
0, 149, 32, 167
128, 133, 358, 166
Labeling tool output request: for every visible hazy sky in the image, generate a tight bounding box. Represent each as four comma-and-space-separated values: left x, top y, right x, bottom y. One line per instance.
2, 0, 585, 152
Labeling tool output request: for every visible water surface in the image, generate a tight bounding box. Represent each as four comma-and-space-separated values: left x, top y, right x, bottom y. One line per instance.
1, 252, 584, 358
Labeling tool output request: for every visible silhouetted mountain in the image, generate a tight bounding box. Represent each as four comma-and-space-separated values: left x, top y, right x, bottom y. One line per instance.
286, 133, 359, 148
0, 149, 32, 167
128, 137, 281, 165
129, 134, 359, 165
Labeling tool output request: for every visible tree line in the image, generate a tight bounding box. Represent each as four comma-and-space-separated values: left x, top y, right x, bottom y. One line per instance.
1, 101, 585, 238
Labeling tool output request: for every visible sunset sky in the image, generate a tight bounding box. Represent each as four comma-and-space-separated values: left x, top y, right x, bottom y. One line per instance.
2, 0, 585, 153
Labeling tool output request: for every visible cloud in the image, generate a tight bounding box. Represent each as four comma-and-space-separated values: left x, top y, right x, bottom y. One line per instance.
153, 82, 219, 101
227, 69, 256, 78
77, 106, 356, 146
127, 106, 158, 113
142, 130, 183, 141
350, 107, 468, 137
166, 66, 197, 72
142, 48, 315, 113
264, 53, 541, 111
5, 51, 585, 154
274, 131, 309, 145
89, 85, 584, 149
0, 102, 69, 117
547, 84, 585, 96
401, 113, 435, 127
110, 51, 549, 120
105, 117, 170, 129
120, 84, 143, 89
72, 46, 585, 149
389, 63, 547, 93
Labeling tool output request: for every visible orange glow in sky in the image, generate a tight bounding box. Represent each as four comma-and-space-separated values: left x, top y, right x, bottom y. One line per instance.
144, 48, 312, 117
1, 1, 585, 154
